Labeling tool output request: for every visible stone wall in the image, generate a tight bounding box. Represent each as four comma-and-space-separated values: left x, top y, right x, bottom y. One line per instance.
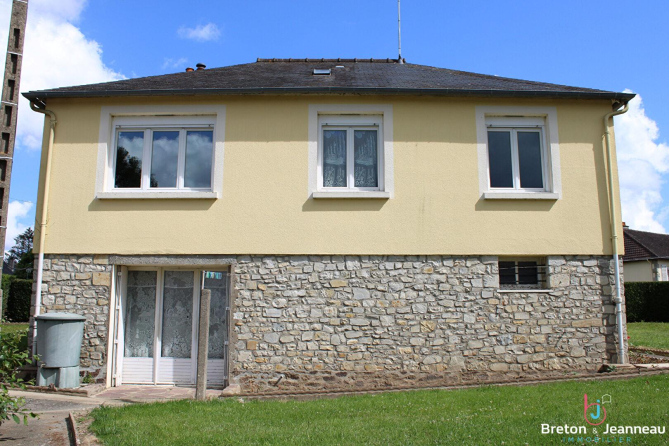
30, 255, 112, 382
231, 255, 626, 393
31, 254, 626, 391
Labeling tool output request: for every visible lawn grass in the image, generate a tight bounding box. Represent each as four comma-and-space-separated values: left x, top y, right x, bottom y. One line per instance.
0, 322, 29, 335
627, 322, 669, 350
0, 323, 29, 351
91, 375, 669, 445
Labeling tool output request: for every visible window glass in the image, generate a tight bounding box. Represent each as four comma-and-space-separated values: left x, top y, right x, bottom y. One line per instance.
115, 131, 144, 188
488, 131, 514, 188
517, 131, 544, 189
499, 261, 516, 285
124, 271, 157, 358
517, 261, 539, 284
150, 131, 179, 188
184, 130, 213, 188
354, 130, 378, 187
323, 129, 347, 187
161, 271, 194, 359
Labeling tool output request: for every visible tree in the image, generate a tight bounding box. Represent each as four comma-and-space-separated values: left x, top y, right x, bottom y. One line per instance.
4, 228, 33, 280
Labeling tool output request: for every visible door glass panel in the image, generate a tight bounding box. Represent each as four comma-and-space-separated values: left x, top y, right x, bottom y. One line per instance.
323, 129, 347, 187
161, 271, 194, 358
150, 131, 179, 188
354, 130, 378, 187
204, 272, 229, 359
124, 271, 157, 357
517, 131, 544, 189
488, 131, 514, 188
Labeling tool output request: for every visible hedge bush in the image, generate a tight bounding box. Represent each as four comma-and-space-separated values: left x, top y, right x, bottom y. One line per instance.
1, 275, 16, 319
625, 281, 669, 323
5, 279, 32, 322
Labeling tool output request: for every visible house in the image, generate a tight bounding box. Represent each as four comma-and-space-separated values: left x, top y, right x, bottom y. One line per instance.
23, 59, 634, 393
623, 225, 669, 282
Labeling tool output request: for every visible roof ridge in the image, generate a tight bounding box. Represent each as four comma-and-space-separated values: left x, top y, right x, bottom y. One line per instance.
624, 228, 668, 258
256, 58, 403, 63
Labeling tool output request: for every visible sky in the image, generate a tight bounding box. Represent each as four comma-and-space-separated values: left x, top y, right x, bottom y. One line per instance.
0, 0, 668, 252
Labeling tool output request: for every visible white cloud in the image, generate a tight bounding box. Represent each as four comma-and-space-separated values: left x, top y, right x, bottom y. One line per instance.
614, 91, 669, 233
162, 57, 188, 70
177, 23, 221, 42
4, 201, 32, 253
0, 0, 125, 151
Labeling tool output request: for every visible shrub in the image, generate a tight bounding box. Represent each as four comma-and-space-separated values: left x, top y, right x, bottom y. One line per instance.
1, 275, 15, 320
625, 281, 669, 323
0, 329, 36, 425
5, 280, 32, 322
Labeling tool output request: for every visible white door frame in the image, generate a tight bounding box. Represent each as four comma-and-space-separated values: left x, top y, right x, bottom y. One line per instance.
114, 266, 229, 386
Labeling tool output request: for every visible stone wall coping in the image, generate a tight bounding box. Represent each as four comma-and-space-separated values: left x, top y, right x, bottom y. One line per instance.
108, 255, 237, 266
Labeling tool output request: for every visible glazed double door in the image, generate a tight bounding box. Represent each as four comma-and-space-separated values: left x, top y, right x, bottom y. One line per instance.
117, 268, 228, 386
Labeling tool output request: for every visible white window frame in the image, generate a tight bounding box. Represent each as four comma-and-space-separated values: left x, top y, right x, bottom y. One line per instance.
476, 106, 561, 200
308, 104, 393, 199
96, 105, 226, 199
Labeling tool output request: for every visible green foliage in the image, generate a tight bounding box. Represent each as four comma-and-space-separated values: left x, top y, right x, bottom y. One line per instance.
1, 275, 15, 320
14, 250, 34, 280
627, 322, 669, 350
0, 329, 36, 426
625, 281, 669, 322
5, 280, 32, 322
91, 375, 669, 445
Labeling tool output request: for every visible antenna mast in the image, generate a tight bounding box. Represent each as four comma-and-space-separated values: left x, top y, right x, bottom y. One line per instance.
397, 0, 403, 63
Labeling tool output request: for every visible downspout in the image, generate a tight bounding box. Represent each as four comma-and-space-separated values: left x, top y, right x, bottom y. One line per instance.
29, 100, 56, 356
603, 101, 629, 364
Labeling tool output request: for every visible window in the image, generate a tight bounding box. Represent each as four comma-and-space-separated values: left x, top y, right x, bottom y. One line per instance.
309, 105, 394, 199
96, 105, 226, 199
114, 127, 213, 190
476, 107, 561, 199
319, 115, 381, 191
487, 121, 545, 190
498, 258, 547, 289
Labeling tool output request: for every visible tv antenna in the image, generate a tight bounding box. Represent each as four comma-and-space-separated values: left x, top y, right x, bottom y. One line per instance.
397, 0, 403, 63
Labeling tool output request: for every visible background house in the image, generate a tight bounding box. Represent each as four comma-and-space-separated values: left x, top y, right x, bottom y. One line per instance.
23, 59, 633, 393
623, 225, 669, 281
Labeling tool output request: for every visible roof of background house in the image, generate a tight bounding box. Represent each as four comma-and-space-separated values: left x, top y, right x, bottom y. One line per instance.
23, 58, 635, 103
623, 227, 669, 261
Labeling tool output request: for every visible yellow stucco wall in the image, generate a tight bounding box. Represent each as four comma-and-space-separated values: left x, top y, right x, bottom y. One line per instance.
623, 261, 654, 282
33, 95, 624, 255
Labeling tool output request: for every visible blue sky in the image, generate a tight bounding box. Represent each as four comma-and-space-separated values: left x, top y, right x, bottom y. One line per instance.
1, 0, 668, 251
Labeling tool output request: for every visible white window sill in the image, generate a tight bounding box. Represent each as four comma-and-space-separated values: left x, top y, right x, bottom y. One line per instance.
484, 191, 559, 200
96, 191, 219, 200
497, 289, 552, 293
312, 191, 391, 199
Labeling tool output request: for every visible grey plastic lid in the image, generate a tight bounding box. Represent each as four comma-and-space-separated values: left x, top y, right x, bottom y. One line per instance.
35, 312, 86, 321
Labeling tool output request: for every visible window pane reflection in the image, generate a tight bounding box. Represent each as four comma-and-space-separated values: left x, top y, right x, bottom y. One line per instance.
150, 131, 179, 188
517, 132, 544, 189
184, 131, 213, 188
115, 131, 144, 188
488, 131, 514, 188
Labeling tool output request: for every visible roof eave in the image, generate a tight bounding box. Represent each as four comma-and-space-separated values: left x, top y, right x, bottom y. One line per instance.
22, 87, 636, 103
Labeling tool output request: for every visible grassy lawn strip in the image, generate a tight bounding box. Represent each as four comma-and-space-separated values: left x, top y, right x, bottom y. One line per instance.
91, 375, 669, 445
0, 323, 29, 335
627, 322, 669, 350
